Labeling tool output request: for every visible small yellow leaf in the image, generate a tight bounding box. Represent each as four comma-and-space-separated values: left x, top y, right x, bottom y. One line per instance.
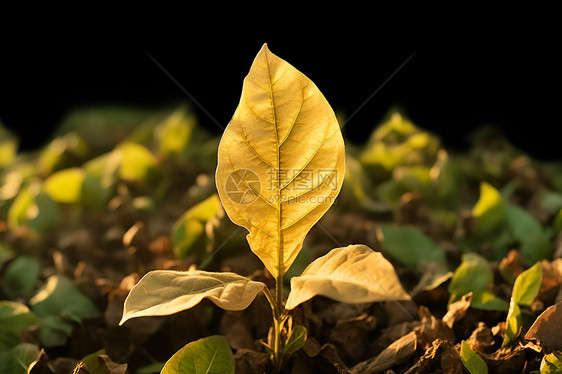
285, 244, 410, 310
216, 43, 345, 278
116, 142, 157, 182
43, 168, 85, 203
120, 270, 266, 325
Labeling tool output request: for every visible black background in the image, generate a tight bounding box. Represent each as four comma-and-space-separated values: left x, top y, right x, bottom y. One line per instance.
0, 28, 559, 160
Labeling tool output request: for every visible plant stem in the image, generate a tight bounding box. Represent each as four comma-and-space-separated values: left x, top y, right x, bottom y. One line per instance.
273, 274, 286, 370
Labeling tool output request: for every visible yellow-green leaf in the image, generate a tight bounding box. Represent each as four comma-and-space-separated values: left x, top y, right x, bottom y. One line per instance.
116, 142, 157, 183
172, 194, 221, 258
120, 270, 266, 325
283, 325, 307, 355
285, 245, 410, 310
460, 341, 488, 374
512, 262, 542, 306
161, 336, 234, 374
502, 299, 522, 347
155, 106, 194, 157
472, 182, 505, 235
216, 43, 345, 278
43, 168, 85, 203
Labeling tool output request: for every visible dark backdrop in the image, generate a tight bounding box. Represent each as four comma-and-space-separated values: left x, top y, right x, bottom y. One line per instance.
0, 31, 559, 160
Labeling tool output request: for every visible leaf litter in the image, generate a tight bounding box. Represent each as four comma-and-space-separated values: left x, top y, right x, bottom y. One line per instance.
0, 68, 561, 373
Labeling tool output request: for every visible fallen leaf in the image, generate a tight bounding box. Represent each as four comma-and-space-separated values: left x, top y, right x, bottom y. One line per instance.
525, 300, 562, 352
442, 292, 472, 329
349, 330, 417, 373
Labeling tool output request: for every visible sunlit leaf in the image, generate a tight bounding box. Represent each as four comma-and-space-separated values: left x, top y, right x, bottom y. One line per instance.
215, 44, 345, 278
359, 111, 440, 176
502, 299, 522, 347
472, 182, 505, 235
161, 335, 234, 374
540, 352, 562, 374
506, 205, 551, 264
1, 256, 40, 299
449, 253, 508, 311
285, 245, 410, 310
38, 132, 87, 175
511, 262, 541, 306
283, 325, 307, 355
460, 340, 488, 374
0, 301, 40, 351
172, 194, 221, 258
116, 142, 158, 183
43, 167, 85, 203
155, 106, 195, 157
0, 343, 40, 374
30, 275, 99, 346
120, 270, 266, 325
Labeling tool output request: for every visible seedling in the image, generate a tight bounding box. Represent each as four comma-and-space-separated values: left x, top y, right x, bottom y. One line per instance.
120, 44, 410, 373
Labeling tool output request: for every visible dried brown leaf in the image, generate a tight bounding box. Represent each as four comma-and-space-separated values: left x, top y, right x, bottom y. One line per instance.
442, 292, 472, 329
349, 331, 417, 373
525, 300, 562, 352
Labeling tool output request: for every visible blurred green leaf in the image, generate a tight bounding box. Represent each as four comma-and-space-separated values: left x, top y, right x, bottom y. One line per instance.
38, 133, 87, 175
379, 225, 451, 294
30, 275, 99, 346
0, 124, 17, 169
172, 194, 221, 258
472, 182, 505, 236
0, 301, 40, 351
155, 106, 195, 158
161, 336, 234, 374
137, 362, 166, 374
502, 299, 522, 347
0, 343, 39, 374
78, 349, 127, 374
55, 105, 170, 150
512, 262, 542, 306
7, 182, 60, 236
81, 151, 121, 209
342, 154, 389, 212
506, 205, 551, 264
449, 253, 508, 311
284, 325, 307, 355
44, 168, 85, 203
116, 142, 158, 183
460, 340, 488, 374
0, 243, 15, 270
1, 256, 40, 299
379, 225, 446, 267
554, 209, 562, 234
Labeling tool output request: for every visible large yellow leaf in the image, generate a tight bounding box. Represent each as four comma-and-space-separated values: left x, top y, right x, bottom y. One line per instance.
119, 270, 265, 325
216, 44, 345, 278
285, 245, 410, 310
